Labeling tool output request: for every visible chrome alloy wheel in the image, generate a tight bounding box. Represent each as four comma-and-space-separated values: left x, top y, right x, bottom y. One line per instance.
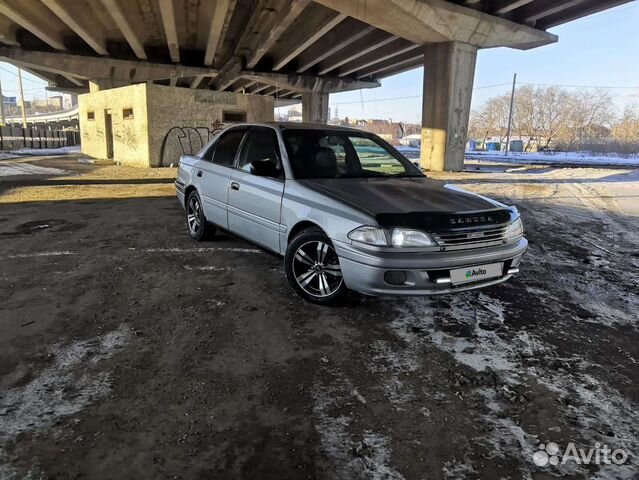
187, 196, 202, 236
292, 240, 343, 298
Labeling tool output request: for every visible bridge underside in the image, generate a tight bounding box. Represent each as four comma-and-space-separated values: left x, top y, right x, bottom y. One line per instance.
0, 0, 629, 170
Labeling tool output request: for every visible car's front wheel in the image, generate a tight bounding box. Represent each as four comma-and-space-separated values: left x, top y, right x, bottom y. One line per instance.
186, 190, 215, 241
285, 227, 349, 305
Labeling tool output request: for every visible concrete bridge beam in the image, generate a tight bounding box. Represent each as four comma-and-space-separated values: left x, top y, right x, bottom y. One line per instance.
238, 71, 379, 93
0, 48, 217, 84
312, 0, 557, 49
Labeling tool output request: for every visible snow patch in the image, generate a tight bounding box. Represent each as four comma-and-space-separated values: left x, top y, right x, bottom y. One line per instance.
442, 458, 476, 479
142, 247, 262, 254
9, 146, 81, 157
312, 376, 404, 480
465, 150, 639, 167
0, 162, 67, 177
0, 325, 130, 439
392, 294, 639, 478
183, 265, 235, 271
2, 251, 77, 260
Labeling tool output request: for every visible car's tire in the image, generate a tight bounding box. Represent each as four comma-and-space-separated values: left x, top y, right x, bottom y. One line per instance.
186, 190, 215, 241
285, 227, 349, 305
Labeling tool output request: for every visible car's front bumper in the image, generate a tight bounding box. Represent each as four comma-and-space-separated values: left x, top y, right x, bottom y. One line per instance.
333, 237, 528, 296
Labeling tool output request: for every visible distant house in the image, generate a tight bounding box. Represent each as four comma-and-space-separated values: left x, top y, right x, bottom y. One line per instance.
400, 133, 421, 148
2, 95, 16, 107
468, 135, 545, 152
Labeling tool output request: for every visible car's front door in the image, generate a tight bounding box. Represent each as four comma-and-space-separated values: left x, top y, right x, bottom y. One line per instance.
197, 128, 246, 229
227, 127, 285, 253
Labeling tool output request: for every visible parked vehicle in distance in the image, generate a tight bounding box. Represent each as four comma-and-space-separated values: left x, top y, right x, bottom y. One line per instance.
176, 123, 527, 305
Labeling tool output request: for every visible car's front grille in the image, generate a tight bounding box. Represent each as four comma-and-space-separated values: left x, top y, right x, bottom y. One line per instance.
432, 225, 509, 251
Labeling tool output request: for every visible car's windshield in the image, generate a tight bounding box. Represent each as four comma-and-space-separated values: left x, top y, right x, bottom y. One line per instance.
282, 129, 423, 179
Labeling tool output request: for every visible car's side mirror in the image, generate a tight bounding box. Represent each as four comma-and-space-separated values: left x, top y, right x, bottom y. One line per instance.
250, 159, 280, 178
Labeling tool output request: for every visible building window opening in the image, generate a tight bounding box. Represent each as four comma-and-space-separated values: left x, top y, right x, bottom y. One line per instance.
87, 111, 95, 121
123, 108, 134, 120
223, 111, 247, 123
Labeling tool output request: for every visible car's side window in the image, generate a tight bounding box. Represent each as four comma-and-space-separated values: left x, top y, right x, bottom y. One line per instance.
201, 141, 216, 161
348, 136, 406, 175
237, 129, 283, 179
211, 129, 246, 166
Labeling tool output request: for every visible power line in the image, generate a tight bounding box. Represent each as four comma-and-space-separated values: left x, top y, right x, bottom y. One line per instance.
474, 82, 511, 90
518, 82, 638, 89
331, 95, 420, 106
0, 65, 47, 85
329, 81, 638, 107
2, 86, 48, 93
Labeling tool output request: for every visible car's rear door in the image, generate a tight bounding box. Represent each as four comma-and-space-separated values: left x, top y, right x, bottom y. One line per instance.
227, 126, 285, 253
196, 127, 246, 229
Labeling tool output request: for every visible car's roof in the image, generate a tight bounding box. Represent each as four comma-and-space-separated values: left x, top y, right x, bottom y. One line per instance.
228, 121, 367, 133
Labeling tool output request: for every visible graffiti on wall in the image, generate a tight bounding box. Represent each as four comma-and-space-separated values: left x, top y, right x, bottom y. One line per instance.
115, 124, 138, 151
159, 120, 224, 167
448, 88, 469, 154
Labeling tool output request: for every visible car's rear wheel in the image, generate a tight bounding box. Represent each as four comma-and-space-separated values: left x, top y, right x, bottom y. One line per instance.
285, 227, 349, 305
186, 190, 215, 241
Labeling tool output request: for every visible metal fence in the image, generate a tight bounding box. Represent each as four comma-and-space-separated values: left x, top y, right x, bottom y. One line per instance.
0, 126, 80, 151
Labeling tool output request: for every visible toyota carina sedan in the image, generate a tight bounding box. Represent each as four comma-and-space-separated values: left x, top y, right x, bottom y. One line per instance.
175, 123, 527, 305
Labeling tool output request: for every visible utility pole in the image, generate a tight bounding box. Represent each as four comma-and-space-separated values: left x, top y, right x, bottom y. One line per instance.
0, 77, 5, 126
505, 72, 516, 156
17, 68, 28, 128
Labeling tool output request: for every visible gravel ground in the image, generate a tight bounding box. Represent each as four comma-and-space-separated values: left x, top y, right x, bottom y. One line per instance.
0, 157, 637, 479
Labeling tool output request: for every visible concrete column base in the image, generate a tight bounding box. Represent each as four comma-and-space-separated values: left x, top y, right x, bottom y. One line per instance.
302, 92, 329, 123
420, 42, 477, 172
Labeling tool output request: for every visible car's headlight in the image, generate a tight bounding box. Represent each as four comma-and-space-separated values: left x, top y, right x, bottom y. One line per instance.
348, 226, 388, 246
391, 228, 437, 247
348, 226, 437, 248
504, 217, 523, 241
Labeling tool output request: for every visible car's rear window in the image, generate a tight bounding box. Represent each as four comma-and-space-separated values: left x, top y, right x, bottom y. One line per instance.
282, 129, 422, 179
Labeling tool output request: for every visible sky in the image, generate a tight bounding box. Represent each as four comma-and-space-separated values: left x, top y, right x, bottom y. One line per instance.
0, 64, 53, 103
1, 1, 637, 122
323, 1, 639, 124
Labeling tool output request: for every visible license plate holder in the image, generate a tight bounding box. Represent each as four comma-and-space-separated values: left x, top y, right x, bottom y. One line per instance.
450, 262, 503, 285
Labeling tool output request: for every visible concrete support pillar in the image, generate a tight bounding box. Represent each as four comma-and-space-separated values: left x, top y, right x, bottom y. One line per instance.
89, 79, 128, 92
302, 92, 329, 123
420, 42, 477, 172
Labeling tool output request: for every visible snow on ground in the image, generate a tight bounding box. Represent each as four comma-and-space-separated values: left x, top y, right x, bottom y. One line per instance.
395, 146, 639, 168
0, 325, 130, 479
0, 146, 80, 161
390, 294, 639, 479
0, 162, 68, 177
465, 150, 639, 167
312, 372, 405, 480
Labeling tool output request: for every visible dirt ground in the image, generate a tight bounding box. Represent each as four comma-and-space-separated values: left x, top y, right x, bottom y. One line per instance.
0, 155, 637, 480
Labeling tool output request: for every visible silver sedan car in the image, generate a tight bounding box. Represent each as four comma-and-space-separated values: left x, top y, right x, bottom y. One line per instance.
176, 123, 527, 305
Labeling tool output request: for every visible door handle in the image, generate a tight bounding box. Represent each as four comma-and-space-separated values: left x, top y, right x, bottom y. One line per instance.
230, 182, 240, 191
196, 170, 203, 177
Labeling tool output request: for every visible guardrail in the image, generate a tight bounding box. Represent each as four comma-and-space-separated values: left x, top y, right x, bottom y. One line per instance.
0, 126, 80, 151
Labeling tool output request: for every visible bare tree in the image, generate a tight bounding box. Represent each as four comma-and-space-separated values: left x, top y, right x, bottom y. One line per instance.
469, 85, 624, 153
534, 86, 568, 149
468, 93, 510, 142
559, 88, 614, 150
612, 102, 639, 154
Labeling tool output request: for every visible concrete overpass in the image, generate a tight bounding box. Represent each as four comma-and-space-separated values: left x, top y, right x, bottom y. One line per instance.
0, 0, 630, 170
4, 105, 79, 128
